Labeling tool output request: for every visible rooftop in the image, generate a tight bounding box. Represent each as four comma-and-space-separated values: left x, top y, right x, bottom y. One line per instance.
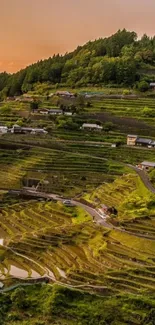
141, 161, 155, 167
48, 109, 63, 113
136, 138, 152, 144
82, 123, 103, 129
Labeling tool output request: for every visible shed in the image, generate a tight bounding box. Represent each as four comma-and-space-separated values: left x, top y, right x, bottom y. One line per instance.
151, 141, 155, 147
48, 109, 63, 115
127, 135, 137, 146
81, 123, 103, 130
150, 83, 155, 89
0, 126, 8, 134
140, 161, 155, 169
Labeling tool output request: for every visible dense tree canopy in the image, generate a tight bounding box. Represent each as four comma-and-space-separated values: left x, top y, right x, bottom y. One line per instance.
1, 29, 155, 97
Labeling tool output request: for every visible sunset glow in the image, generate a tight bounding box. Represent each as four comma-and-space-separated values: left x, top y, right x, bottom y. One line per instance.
1, 0, 155, 72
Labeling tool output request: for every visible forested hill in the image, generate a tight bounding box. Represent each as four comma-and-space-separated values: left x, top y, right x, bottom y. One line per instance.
1, 29, 155, 97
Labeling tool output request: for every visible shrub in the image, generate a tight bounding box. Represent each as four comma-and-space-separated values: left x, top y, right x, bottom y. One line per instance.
138, 81, 149, 92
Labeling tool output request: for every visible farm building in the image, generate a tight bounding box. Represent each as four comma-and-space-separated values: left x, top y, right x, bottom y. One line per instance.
55, 91, 75, 98
127, 135, 137, 146
31, 128, 48, 135
151, 141, 155, 148
136, 138, 152, 147
81, 123, 103, 131
0, 126, 8, 134
39, 109, 49, 115
48, 109, 63, 115
127, 135, 155, 148
138, 161, 155, 170
11, 125, 47, 135
150, 83, 155, 89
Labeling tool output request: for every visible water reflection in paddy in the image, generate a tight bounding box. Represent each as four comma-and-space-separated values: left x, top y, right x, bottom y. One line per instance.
0, 239, 4, 246
9, 266, 40, 278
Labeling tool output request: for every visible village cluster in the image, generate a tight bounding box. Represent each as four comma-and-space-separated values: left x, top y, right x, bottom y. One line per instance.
0, 125, 47, 135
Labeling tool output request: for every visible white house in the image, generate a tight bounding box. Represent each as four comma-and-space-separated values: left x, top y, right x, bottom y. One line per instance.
31, 128, 48, 135
0, 126, 8, 134
81, 123, 103, 130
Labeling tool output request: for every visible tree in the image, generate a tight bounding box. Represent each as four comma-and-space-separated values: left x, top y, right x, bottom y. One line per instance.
103, 122, 114, 132
76, 95, 85, 108
30, 100, 39, 112
138, 81, 149, 92
11, 287, 28, 309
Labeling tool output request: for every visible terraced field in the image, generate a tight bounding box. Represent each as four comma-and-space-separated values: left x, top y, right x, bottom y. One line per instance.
84, 173, 155, 239
1, 198, 155, 295
0, 144, 128, 195
86, 97, 155, 123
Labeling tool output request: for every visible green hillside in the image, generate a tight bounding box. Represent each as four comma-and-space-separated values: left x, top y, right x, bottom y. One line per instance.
1, 29, 155, 97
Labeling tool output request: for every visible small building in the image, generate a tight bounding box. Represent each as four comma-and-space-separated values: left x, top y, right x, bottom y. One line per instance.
138, 161, 155, 170
136, 138, 152, 147
11, 124, 22, 133
11, 125, 47, 135
55, 91, 75, 98
81, 123, 103, 131
39, 109, 49, 115
127, 135, 137, 146
150, 141, 155, 148
31, 128, 48, 135
21, 127, 33, 134
150, 83, 155, 90
48, 109, 63, 115
64, 112, 73, 116
0, 126, 8, 134
127, 135, 155, 148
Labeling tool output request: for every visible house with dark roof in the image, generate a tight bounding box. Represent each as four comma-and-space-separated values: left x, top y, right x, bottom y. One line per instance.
135, 138, 152, 147
48, 109, 63, 115
127, 135, 155, 148
151, 141, 155, 148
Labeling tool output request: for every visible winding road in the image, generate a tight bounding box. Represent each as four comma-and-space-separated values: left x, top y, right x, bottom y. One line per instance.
127, 165, 155, 194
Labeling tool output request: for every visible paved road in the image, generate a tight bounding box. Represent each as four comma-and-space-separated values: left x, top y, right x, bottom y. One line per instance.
23, 189, 113, 229
127, 165, 155, 194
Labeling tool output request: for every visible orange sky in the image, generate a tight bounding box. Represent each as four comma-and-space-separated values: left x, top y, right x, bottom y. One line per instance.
0, 0, 155, 73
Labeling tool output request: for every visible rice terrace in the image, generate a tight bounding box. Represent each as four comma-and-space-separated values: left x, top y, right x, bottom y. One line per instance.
1, 27, 155, 324
1, 129, 155, 297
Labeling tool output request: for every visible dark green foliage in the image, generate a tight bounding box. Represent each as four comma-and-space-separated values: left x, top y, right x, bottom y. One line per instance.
138, 81, 149, 92
30, 100, 39, 111
1, 29, 155, 97
1, 284, 155, 325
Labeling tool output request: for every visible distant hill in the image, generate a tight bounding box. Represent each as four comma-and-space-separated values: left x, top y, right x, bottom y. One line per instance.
1, 29, 155, 97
